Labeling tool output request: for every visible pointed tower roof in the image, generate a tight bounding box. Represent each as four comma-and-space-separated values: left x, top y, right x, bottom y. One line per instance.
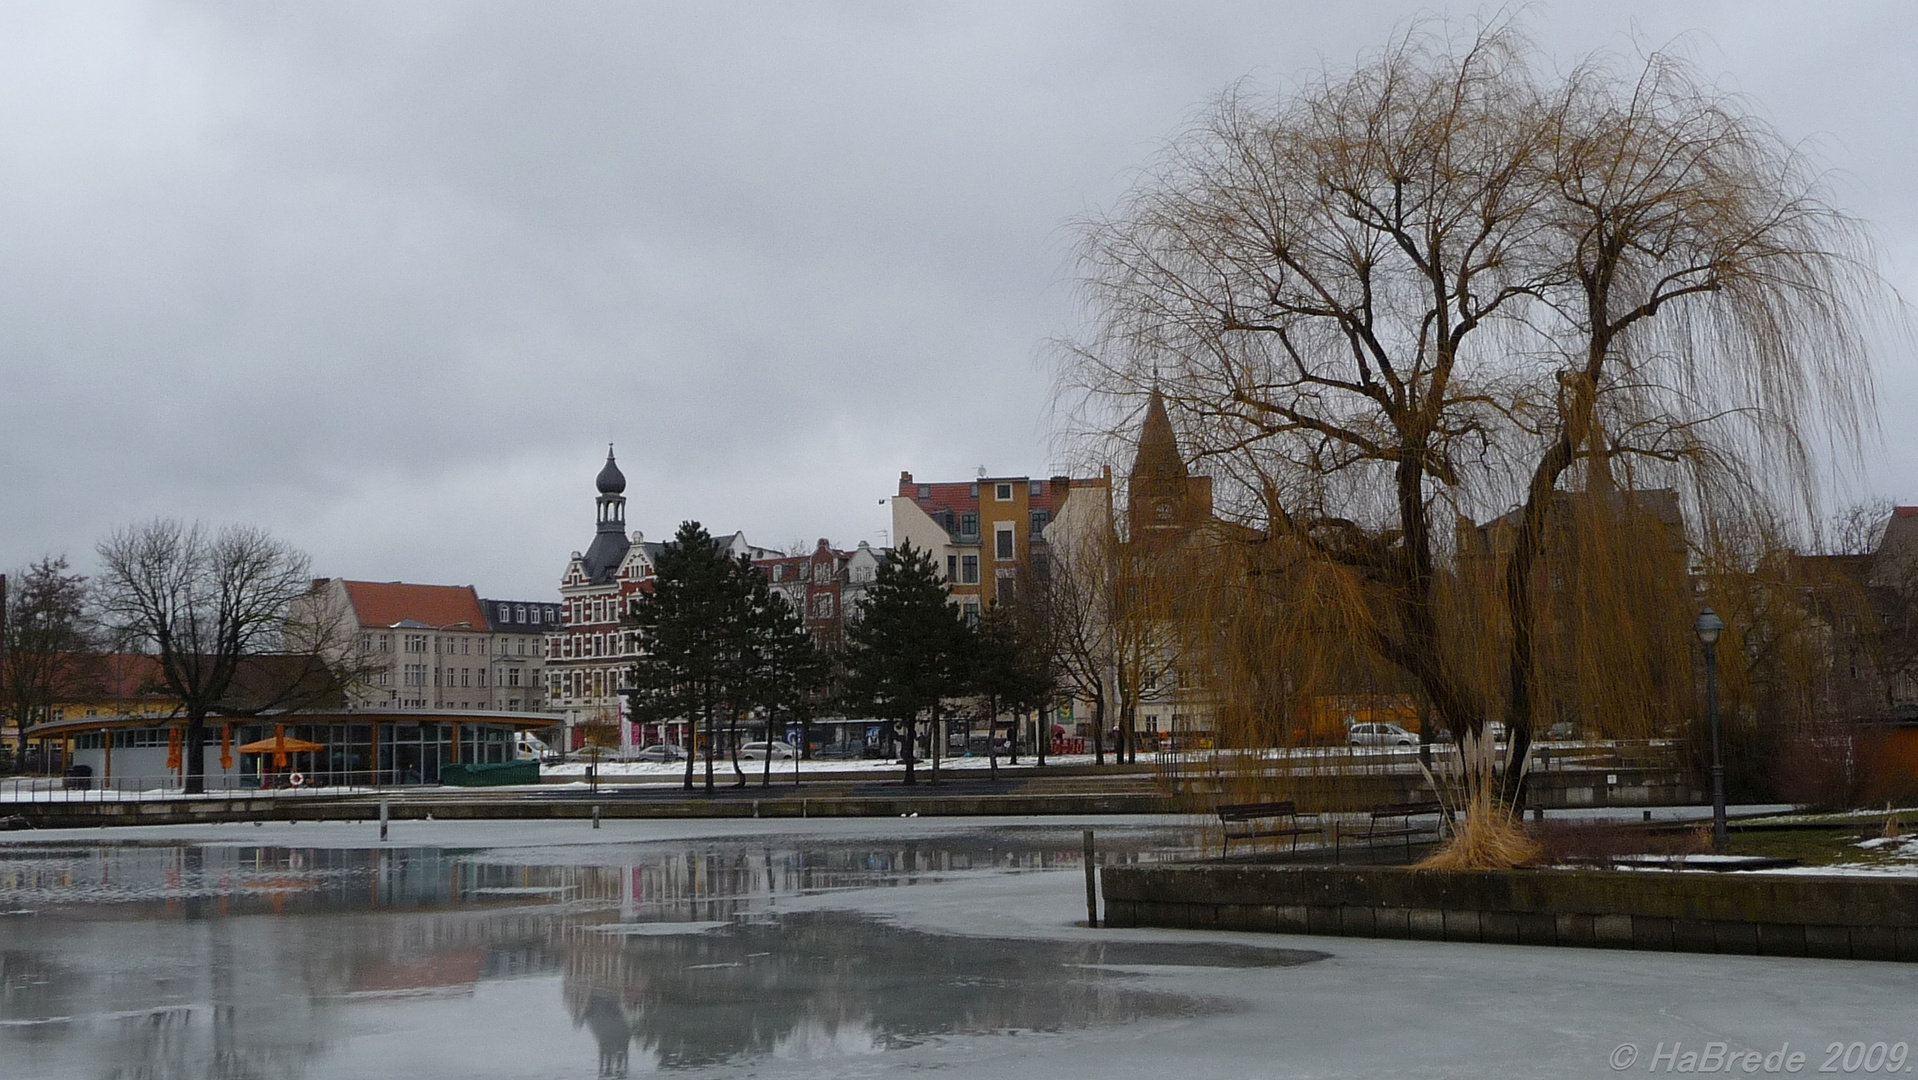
1130, 388, 1188, 487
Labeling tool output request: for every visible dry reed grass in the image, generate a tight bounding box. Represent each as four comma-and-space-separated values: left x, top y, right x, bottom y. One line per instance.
1414, 810, 1543, 870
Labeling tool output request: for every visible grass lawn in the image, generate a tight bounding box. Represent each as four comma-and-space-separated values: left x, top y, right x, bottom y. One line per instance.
1725, 825, 1918, 870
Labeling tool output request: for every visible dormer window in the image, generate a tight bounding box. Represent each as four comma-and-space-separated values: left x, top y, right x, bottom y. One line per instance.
995, 483, 1013, 501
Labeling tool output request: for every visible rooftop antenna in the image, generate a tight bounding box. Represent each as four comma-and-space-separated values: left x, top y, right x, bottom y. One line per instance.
977, 465, 986, 478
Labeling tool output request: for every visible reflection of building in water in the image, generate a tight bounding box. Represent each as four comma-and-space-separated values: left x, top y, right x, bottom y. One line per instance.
1, 830, 1214, 1079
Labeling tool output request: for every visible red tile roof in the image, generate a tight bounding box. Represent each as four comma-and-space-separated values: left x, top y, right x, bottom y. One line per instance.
54, 653, 166, 701
341, 580, 487, 629
901, 478, 1072, 518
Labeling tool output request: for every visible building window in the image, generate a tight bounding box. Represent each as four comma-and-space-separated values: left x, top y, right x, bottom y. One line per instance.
1030, 480, 1043, 496
995, 524, 1015, 561
961, 555, 979, 584
405, 664, 426, 687
947, 555, 958, 580
995, 483, 1013, 501
798, 563, 811, 582
405, 634, 427, 654
1030, 510, 1050, 536
773, 564, 784, 581
812, 594, 835, 618
508, 668, 521, 688
959, 512, 978, 536
918, 484, 931, 499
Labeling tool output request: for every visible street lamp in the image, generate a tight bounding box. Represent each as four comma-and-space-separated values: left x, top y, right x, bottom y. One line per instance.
1694, 607, 1727, 853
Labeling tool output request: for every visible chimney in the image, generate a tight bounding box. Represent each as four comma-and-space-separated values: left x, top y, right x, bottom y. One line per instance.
899, 471, 915, 496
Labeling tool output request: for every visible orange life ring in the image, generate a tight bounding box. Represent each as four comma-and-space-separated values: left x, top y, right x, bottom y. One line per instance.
288, 772, 306, 788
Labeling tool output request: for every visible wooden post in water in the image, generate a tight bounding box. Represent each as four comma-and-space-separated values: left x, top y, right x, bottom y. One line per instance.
378, 798, 389, 842
1082, 829, 1098, 928
592, 805, 601, 829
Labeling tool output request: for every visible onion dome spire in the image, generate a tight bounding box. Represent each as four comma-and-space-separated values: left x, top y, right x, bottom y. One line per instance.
596, 444, 626, 495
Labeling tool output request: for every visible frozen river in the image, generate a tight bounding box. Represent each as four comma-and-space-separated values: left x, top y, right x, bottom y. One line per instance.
1, 816, 1913, 1079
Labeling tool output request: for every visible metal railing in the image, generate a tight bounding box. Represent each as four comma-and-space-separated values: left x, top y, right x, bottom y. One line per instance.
0, 771, 398, 805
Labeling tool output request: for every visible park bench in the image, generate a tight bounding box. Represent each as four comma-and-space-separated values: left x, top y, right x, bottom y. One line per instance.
1216, 800, 1319, 858
1364, 800, 1446, 856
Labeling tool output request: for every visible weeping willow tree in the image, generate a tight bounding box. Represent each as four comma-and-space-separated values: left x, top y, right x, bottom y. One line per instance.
1060, 20, 1887, 839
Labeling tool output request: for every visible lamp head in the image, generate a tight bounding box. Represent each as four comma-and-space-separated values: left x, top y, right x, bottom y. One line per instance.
1695, 607, 1725, 646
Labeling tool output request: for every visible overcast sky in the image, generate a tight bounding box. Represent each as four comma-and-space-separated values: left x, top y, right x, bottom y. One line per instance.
2, 2, 1915, 598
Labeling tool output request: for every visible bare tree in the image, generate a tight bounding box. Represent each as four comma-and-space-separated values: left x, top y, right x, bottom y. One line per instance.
1064, 19, 1886, 819
1109, 532, 1188, 764
95, 520, 346, 794
1034, 510, 1114, 764
0, 556, 93, 760
1828, 497, 1895, 557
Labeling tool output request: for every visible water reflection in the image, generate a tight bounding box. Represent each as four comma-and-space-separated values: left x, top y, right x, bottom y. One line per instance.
0, 827, 1319, 1078
565, 912, 1320, 1075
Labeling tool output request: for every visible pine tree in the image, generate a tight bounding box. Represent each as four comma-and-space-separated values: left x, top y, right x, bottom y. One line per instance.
750, 577, 825, 787
842, 540, 973, 785
626, 521, 751, 794
973, 601, 1053, 779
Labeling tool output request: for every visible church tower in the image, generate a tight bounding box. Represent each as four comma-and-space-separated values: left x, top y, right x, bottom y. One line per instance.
581, 445, 632, 585
1127, 389, 1211, 537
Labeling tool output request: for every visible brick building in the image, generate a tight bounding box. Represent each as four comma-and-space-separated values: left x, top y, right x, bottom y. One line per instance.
546, 447, 778, 749
754, 539, 887, 650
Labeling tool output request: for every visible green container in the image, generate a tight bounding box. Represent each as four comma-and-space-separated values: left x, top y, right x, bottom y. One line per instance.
440, 760, 541, 786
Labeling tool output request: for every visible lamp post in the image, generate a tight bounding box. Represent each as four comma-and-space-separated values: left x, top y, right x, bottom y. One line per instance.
1694, 607, 1727, 853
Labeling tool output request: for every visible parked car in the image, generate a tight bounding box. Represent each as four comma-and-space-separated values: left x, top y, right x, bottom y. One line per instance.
627, 743, 689, 763
812, 743, 864, 760
739, 741, 798, 761
1347, 722, 1418, 748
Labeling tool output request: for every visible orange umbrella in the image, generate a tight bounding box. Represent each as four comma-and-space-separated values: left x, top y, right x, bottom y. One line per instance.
235, 733, 325, 768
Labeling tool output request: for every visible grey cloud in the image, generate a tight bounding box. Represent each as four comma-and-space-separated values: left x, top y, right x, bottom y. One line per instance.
2, 1, 1915, 595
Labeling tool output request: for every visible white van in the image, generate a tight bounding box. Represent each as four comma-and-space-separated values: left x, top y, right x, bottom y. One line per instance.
515, 732, 558, 763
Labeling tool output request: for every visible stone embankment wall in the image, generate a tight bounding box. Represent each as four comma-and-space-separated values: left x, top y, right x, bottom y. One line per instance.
6, 791, 1179, 829
1101, 864, 1918, 962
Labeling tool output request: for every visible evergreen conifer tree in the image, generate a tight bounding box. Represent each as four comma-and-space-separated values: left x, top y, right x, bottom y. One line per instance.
626, 521, 750, 794
973, 602, 1053, 779
842, 540, 972, 785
